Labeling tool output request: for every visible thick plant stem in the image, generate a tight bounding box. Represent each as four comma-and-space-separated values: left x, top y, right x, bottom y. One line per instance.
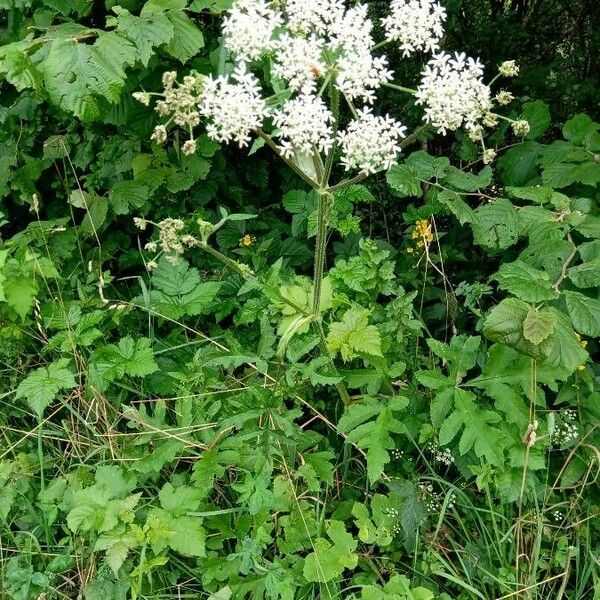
312, 191, 330, 317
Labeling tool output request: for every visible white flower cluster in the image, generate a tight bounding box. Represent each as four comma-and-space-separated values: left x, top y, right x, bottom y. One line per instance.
552, 409, 579, 447
272, 90, 335, 158
136, 0, 519, 170
382, 0, 447, 56
415, 52, 492, 135
272, 34, 325, 93
432, 445, 455, 466
418, 481, 456, 513
338, 108, 406, 173
222, 0, 282, 62
199, 66, 268, 148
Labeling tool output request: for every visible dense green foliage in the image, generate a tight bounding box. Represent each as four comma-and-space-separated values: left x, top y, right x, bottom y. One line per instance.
1, 1, 599, 599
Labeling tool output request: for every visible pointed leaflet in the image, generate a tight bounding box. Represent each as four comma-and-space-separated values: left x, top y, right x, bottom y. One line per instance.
327, 307, 383, 361
303, 520, 358, 583
439, 389, 504, 465
338, 397, 408, 483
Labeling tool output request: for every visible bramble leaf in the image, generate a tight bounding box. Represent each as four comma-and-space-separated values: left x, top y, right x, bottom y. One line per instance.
15, 359, 77, 417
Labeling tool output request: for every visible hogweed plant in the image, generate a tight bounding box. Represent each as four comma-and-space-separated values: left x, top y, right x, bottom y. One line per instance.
3, 0, 600, 597
134, 0, 526, 403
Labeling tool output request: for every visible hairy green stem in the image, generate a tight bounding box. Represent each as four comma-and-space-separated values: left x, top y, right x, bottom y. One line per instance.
312, 191, 330, 317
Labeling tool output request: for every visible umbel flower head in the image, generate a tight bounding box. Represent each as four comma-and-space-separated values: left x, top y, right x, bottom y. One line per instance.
382, 0, 447, 56
415, 52, 492, 135
135, 0, 519, 171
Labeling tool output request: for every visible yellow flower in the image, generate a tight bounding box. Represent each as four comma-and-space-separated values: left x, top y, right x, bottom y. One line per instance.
577, 365, 586, 371
239, 234, 256, 247
411, 219, 434, 248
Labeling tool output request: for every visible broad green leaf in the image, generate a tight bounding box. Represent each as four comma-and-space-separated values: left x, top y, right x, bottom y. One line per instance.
521, 100, 551, 140
491, 260, 559, 302
327, 307, 382, 361
80, 195, 108, 237
568, 260, 600, 288
442, 165, 492, 192
111, 6, 174, 67
0, 42, 41, 91
437, 189, 474, 225
544, 309, 589, 373
143, 258, 222, 319
497, 142, 541, 186
564, 291, 600, 337
471, 198, 520, 251
563, 113, 598, 145
303, 520, 358, 583
3, 272, 36, 321
39, 38, 130, 120
405, 151, 449, 180
386, 164, 422, 198
15, 359, 77, 417
483, 298, 552, 360
164, 11, 205, 63
523, 308, 556, 345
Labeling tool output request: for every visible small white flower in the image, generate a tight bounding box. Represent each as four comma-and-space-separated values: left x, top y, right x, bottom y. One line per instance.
338, 107, 406, 173
272, 34, 326, 92
495, 90, 514, 105
132, 91, 151, 106
482, 148, 497, 164
199, 65, 268, 147
271, 89, 335, 158
499, 60, 520, 77
327, 5, 394, 103
133, 217, 147, 230
222, 0, 282, 62
151, 125, 168, 144
285, 0, 345, 35
182, 139, 197, 155
336, 50, 393, 104
382, 0, 447, 56
415, 52, 492, 134
512, 119, 530, 136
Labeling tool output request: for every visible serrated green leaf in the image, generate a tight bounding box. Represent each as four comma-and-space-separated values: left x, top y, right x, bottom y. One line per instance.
523, 308, 556, 345
327, 307, 382, 361
483, 298, 552, 360
439, 389, 504, 465
15, 359, 77, 417
386, 164, 422, 198
437, 190, 474, 225
568, 260, 600, 288
471, 198, 520, 251
111, 6, 174, 66
303, 520, 358, 583
564, 291, 600, 337
442, 165, 492, 192
491, 260, 559, 302
164, 11, 204, 63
